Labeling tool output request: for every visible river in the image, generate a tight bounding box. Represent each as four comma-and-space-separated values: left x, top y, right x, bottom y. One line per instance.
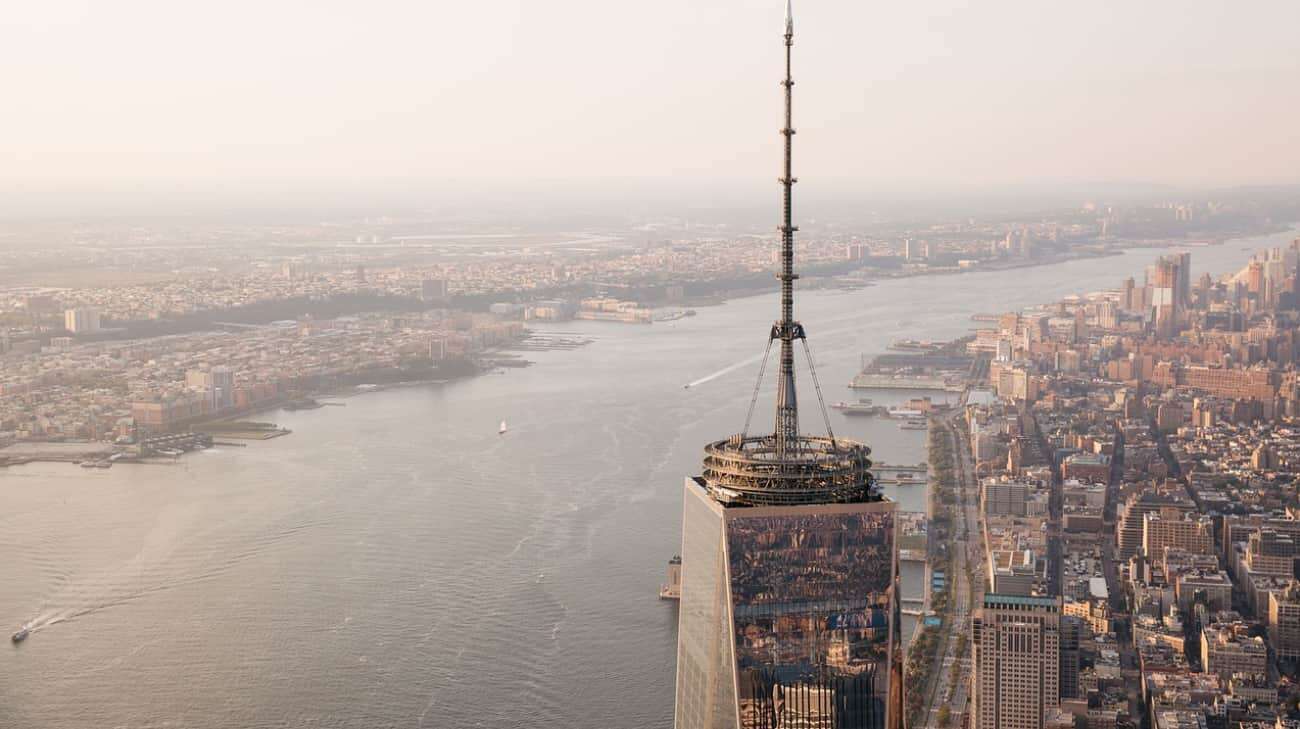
1, 229, 1294, 728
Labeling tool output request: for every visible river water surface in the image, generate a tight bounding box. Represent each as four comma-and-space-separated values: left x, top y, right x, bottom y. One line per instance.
1, 232, 1293, 728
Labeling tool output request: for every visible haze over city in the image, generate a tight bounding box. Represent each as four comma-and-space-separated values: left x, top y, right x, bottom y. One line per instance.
4, 0, 1299, 218
5, 2, 1300, 729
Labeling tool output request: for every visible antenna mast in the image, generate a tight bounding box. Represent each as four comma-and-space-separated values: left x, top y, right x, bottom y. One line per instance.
773, 0, 803, 457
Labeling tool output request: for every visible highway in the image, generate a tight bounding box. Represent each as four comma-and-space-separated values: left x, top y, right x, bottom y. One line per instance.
920, 411, 985, 729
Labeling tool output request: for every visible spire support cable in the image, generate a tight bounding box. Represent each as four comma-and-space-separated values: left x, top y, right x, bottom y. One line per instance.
800, 337, 835, 443
741, 337, 776, 440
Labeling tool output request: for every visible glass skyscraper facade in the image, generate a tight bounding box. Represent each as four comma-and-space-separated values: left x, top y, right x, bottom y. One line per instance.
675, 477, 897, 729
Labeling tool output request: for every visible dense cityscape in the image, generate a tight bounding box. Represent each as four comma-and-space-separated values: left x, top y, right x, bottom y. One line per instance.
7, 160, 1300, 729
1, 197, 1291, 457
6, 2, 1300, 729
897, 237, 1300, 729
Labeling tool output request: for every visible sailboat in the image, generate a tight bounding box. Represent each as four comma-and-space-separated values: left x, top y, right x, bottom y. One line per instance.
499, 420, 508, 435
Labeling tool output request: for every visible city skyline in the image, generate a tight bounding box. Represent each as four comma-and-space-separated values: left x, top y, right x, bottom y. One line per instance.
8, 2, 1300, 728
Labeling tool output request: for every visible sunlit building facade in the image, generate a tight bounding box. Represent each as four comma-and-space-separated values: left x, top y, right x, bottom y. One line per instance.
675, 477, 896, 729
971, 594, 1062, 729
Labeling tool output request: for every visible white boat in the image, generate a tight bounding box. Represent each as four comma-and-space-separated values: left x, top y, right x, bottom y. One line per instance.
499, 420, 508, 435
830, 398, 880, 415
888, 408, 924, 418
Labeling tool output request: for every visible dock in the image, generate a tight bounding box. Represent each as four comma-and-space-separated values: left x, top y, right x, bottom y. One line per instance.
849, 373, 963, 392
875, 463, 928, 473
659, 556, 682, 600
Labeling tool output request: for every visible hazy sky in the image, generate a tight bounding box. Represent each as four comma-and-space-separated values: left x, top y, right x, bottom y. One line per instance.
4, 0, 1299, 198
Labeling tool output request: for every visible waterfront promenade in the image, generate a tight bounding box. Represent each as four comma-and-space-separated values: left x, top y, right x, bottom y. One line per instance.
920, 408, 983, 729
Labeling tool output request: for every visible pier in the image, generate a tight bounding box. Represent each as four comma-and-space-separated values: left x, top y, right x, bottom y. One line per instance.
874, 463, 927, 472
138, 432, 214, 456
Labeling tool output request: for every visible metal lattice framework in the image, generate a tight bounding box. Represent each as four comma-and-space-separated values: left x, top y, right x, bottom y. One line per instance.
702, 0, 877, 508
703, 434, 875, 506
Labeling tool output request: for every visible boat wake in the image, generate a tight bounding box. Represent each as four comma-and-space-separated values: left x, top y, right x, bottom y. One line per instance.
684, 352, 767, 389
15, 512, 317, 639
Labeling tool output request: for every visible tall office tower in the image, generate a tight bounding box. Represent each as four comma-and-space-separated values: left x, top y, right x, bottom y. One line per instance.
1097, 300, 1118, 330
1195, 272, 1214, 307
971, 594, 1062, 729
1150, 253, 1186, 337
64, 307, 101, 334
674, 4, 896, 728
1058, 615, 1083, 700
1247, 260, 1265, 296
1175, 251, 1192, 309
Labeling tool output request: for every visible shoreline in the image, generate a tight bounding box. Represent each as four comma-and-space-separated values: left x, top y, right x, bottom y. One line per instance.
3, 228, 1288, 470
0, 330, 586, 469
673, 229, 1284, 308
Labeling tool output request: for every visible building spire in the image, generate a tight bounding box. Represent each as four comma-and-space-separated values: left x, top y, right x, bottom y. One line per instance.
772, 0, 802, 456
699, 0, 875, 511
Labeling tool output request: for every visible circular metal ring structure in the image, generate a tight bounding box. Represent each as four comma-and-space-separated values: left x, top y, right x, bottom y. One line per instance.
702, 434, 877, 506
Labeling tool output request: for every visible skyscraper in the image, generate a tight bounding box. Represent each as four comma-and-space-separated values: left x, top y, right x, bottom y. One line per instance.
1150, 252, 1190, 337
971, 594, 1062, 729
64, 307, 101, 334
674, 4, 897, 728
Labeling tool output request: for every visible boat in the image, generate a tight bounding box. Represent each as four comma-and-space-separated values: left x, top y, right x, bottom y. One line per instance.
830, 399, 882, 416
888, 407, 924, 418
899, 421, 928, 431
499, 420, 508, 435
12, 627, 29, 643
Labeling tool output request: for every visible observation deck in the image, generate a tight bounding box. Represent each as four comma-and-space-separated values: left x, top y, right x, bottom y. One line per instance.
701, 434, 878, 507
